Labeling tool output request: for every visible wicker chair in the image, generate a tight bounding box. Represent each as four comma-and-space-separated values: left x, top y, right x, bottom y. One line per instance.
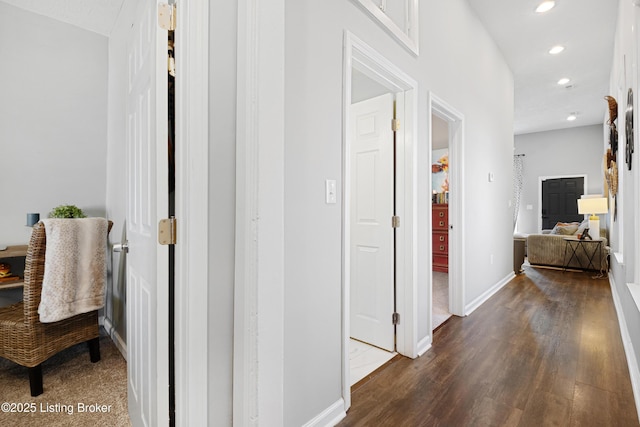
0, 220, 112, 396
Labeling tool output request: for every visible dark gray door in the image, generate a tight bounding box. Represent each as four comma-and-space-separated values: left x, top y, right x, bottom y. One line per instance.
542, 177, 584, 229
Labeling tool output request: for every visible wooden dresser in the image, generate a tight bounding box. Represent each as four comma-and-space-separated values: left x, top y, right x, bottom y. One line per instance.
0, 245, 28, 290
432, 204, 448, 273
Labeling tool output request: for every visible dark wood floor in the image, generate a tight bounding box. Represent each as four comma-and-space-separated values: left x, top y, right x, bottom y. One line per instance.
339, 266, 639, 427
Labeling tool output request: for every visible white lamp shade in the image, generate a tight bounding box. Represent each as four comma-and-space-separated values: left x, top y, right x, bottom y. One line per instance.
577, 197, 608, 215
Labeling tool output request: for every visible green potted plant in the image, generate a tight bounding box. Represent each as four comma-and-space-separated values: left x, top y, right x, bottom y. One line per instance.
49, 204, 86, 219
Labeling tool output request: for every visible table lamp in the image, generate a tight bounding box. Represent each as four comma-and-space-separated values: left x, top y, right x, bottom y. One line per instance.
577, 197, 608, 240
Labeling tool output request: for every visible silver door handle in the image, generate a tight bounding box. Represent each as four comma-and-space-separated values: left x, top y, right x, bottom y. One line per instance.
113, 242, 129, 253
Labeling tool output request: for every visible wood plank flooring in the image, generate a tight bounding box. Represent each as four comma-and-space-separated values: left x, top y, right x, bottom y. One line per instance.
338, 266, 639, 427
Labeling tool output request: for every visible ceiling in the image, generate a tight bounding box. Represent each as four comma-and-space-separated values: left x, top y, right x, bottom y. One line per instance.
467, 0, 619, 135
0, 0, 124, 36
4, 0, 620, 136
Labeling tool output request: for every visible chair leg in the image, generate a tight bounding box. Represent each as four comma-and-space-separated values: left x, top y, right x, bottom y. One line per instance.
88, 337, 101, 363
28, 365, 43, 397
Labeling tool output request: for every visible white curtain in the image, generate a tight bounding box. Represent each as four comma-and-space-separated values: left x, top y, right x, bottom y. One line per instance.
513, 155, 524, 229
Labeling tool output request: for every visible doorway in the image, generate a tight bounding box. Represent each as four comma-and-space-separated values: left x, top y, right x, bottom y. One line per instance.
348, 88, 397, 384
428, 92, 465, 335
430, 113, 452, 330
540, 176, 586, 230
342, 31, 418, 409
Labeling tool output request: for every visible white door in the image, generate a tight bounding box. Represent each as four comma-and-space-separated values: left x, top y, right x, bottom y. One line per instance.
350, 93, 395, 352
125, 2, 169, 426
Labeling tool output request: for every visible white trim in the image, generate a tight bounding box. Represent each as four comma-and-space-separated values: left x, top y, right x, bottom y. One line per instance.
537, 174, 588, 232
302, 399, 347, 427
234, 0, 285, 425
102, 316, 128, 361
155, 11, 170, 426
610, 274, 640, 422
428, 92, 466, 318
465, 272, 515, 316
636, 7, 640, 300
341, 29, 352, 403
350, 0, 419, 55
416, 335, 432, 357
174, 0, 210, 425
399, 87, 419, 359
628, 283, 640, 312
342, 31, 418, 410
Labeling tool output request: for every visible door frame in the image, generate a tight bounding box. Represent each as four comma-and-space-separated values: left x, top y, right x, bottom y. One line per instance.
173, 0, 210, 424
538, 174, 588, 232
428, 93, 465, 322
233, 0, 286, 425
342, 31, 418, 410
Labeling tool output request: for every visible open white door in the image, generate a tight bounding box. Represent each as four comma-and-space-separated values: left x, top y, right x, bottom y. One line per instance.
125, 2, 169, 426
349, 93, 395, 352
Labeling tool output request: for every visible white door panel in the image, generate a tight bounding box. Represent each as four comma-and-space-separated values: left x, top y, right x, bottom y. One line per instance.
125, 1, 168, 426
350, 93, 395, 352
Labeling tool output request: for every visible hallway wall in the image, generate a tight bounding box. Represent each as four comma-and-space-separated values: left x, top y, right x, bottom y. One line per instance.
283, 0, 514, 424
608, 0, 640, 413
202, 0, 514, 424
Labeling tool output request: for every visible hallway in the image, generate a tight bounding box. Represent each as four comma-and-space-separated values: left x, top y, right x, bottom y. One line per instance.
339, 266, 639, 426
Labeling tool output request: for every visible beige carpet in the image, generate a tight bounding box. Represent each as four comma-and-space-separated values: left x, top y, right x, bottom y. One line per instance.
0, 330, 130, 427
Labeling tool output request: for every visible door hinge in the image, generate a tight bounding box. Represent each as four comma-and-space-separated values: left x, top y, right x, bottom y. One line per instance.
392, 312, 400, 325
158, 217, 177, 245
392, 118, 400, 131
158, 3, 177, 31
392, 215, 400, 228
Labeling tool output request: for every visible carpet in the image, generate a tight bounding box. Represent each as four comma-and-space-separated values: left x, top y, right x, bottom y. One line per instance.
0, 330, 130, 427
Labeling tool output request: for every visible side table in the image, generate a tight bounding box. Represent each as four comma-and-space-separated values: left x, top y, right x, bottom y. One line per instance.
562, 237, 603, 272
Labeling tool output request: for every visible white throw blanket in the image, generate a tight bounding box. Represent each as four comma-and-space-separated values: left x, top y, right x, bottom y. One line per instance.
38, 218, 108, 323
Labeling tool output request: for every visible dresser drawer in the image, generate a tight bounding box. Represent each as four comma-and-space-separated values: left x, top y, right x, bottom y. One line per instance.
432, 206, 448, 230
432, 232, 448, 254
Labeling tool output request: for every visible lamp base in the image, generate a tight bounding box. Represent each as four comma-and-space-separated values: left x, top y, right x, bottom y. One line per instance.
588, 218, 599, 240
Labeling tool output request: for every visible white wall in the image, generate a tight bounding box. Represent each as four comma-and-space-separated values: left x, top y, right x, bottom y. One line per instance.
608, 0, 640, 411
282, 0, 513, 424
0, 3, 108, 246
351, 68, 389, 103
206, 0, 238, 424
514, 125, 605, 234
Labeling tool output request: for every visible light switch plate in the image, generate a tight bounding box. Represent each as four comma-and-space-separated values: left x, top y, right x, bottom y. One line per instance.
326, 180, 337, 204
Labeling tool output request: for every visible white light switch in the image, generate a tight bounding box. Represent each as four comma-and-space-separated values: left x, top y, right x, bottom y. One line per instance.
488, 172, 495, 182
526, 204, 533, 210
326, 180, 337, 204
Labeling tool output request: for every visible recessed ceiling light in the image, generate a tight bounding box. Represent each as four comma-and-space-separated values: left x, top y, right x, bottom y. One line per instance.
549, 45, 565, 55
558, 78, 570, 85
567, 114, 577, 121
536, 1, 556, 13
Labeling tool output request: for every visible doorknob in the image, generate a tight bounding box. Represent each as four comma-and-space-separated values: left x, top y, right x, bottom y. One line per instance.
113, 242, 129, 253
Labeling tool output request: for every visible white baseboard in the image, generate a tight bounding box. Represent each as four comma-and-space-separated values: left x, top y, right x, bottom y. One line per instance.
102, 317, 128, 361
465, 272, 515, 316
302, 398, 346, 427
609, 274, 640, 422
417, 335, 432, 357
